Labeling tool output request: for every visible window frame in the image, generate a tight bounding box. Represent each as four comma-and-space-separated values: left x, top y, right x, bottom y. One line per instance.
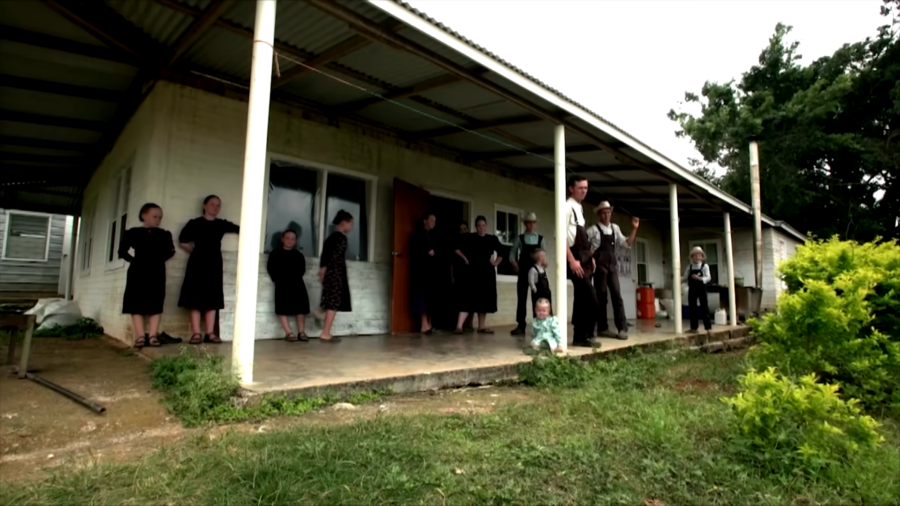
104, 166, 132, 271
80, 197, 97, 276
264, 153, 378, 262
688, 238, 723, 284
2, 210, 52, 262
493, 203, 524, 283
634, 238, 650, 286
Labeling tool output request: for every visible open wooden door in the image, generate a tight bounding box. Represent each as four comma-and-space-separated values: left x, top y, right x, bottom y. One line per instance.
390, 178, 430, 333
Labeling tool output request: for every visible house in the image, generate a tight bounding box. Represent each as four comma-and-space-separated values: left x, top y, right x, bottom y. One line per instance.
0, 0, 804, 383
0, 209, 71, 301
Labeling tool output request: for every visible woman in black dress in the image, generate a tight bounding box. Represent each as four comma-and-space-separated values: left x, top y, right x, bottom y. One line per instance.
451, 221, 473, 331
316, 210, 353, 342
453, 215, 503, 334
411, 212, 437, 334
118, 203, 176, 348
267, 229, 310, 342
178, 195, 239, 345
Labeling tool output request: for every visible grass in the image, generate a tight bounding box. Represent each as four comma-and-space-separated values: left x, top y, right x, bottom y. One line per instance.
4, 350, 898, 505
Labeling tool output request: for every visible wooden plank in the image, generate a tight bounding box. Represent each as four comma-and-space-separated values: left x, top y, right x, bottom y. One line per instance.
0, 25, 137, 64
0, 75, 125, 102
0, 110, 107, 131
167, 0, 236, 66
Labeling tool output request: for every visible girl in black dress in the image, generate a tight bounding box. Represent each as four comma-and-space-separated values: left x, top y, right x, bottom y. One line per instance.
316, 210, 353, 342
178, 195, 239, 345
451, 221, 474, 331
267, 229, 311, 342
453, 215, 503, 334
118, 203, 176, 349
411, 212, 437, 334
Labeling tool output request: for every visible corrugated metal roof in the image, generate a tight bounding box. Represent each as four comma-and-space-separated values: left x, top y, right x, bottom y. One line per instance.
336, 42, 446, 89
105, 0, 197, 47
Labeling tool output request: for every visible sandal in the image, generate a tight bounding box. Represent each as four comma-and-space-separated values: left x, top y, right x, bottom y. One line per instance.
285, 332, 298, 342
189, 333, 203, 345
204, 333, 222, 344
477, 328, 495, 334
133, 335, 146, 349
147, 334, 162, 347
298, 332, 309, 342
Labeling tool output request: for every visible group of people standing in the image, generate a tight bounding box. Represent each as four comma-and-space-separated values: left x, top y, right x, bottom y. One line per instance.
120, 195, 354, 348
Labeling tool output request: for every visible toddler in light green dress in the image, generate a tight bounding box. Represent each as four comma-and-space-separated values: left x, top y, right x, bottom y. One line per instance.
530, 298, 564, 355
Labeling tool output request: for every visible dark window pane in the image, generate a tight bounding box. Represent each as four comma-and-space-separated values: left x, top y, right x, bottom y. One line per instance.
266, 161, 319, 255
325, 173, 368, 261
496, 244, 515, 276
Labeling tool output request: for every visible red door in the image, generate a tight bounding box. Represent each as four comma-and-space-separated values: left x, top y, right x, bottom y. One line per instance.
391, 178, 430, 334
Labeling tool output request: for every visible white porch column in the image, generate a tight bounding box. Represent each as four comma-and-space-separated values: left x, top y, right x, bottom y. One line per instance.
669, 183, 683, 334
553, 125, 568, 351
64, 216, 79, 300
723, 212, 738, 326
232, 0, 277, 384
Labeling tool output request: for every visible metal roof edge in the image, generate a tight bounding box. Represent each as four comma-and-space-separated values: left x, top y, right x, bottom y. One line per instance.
370, 0, 755, 214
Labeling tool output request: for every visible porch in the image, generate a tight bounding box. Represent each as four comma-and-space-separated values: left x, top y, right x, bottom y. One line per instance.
141, 321, 748, 394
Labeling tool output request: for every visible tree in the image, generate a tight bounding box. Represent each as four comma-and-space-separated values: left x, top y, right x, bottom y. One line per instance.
668, 1, 899, 240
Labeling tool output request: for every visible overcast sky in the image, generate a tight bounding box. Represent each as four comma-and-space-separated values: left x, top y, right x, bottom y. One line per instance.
405, 0, 887, 173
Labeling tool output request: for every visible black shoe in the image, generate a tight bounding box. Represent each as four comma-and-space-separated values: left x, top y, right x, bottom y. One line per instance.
510, 327, 526, 336
158, 332, 183, 345
572, 338, 601, 348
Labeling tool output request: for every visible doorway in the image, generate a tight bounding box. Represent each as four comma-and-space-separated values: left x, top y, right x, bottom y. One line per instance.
428, 194, 470, 330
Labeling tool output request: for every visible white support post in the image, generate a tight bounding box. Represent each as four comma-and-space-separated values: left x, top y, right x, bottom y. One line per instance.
724, 211, 738, 326
749, 140, 763, 288
553, 125, 568, 351
64, 216, 79, 300
670, 183, 683, 334
232, 0, 277, 385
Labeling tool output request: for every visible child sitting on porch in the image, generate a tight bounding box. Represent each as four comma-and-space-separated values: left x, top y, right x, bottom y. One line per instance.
529, 298, 564, 355
528, 249, 552, 311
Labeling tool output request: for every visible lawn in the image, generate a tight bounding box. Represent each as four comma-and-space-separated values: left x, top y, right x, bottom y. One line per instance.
4, 350, 898, 505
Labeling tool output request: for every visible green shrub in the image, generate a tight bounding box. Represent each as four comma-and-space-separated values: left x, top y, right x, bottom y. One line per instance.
33, 318, 104, 339
750, 238, 900, 410
722, 367, 885, 472
778, 236, 900, 339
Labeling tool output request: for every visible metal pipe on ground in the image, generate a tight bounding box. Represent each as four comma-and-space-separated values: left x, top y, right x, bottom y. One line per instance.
25, 372, 106, 413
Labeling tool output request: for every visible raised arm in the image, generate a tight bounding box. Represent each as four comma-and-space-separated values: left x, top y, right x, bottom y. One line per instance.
224, 219, 240, 234
117, 228, 134, 262
625, 217, 639, 247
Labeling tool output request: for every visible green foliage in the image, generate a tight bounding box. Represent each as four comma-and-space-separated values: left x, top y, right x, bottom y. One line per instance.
722, 368, 885, 472
750, 238, 900, 409
33, 318, 104, 340
669, 2, 900, 241
150, 351, 389, 427
517, 350, 665, 390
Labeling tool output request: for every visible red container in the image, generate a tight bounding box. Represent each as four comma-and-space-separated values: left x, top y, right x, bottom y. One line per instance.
636, 287, 656, 320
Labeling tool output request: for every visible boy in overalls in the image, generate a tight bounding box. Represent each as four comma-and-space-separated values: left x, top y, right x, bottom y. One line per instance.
683, 246, 712, 332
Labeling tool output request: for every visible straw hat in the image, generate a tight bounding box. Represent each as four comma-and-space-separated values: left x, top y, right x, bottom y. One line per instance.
523, 212, 538, 222
690, 246, 705, 258
595, 201, 613, 213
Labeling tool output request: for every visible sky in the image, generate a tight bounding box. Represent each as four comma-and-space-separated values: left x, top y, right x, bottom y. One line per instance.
405, 0, 888, 173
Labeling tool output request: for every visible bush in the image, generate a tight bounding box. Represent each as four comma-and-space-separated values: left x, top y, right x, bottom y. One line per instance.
750, 238, 900, 410
33, 318, 104, 339
722, 367, 885, 472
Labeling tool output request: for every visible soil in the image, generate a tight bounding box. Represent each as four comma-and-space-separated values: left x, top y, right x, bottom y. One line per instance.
0, 336, 539, 482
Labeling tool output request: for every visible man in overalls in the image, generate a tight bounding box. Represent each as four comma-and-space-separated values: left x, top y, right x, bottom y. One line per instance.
510, 212, 545, 336
587, 201, 639, 339
565, 175, 601, 347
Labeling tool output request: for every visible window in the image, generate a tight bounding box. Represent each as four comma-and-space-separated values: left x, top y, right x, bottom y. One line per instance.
106, 167, 131, 266
3, 211, 51, 261
494, 205, 522, 278
635, 239, 649, 285
265, 156, 376, 262
80, 198, 96, 273
690, 240, 720, 285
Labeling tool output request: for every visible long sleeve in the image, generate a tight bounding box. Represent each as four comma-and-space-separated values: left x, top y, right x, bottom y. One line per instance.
178, 219, 195, 244
223, 219, 240, 234
682, 264, 691, 282
508, 234, 522, 264
493, 235, 503, 264
700, 264, 712, 284
586, 224, 600, 250
539, 236, 546, 250
528, 267, 538, 292
266, 251, 278, 281
117, 228, 134, 262
614, 224, 630, 248
161, 230, 175, 261
548, 316, 562, 342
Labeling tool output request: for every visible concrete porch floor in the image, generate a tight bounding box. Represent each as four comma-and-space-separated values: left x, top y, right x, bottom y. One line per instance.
142, 320, 748, 395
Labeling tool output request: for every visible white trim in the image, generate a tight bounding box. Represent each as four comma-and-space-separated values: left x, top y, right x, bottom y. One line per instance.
426, 187, 474, 235
104, 165, 131, 271
265, 152, 378, 262
1, 210, 52, 262
492, 203, 524, 283
371, 0, 814, 239
634, 237, 650, 285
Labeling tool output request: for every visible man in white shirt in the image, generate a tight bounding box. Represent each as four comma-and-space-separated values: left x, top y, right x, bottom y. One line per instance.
587, 201, 639, 339
565, 175, 601, 347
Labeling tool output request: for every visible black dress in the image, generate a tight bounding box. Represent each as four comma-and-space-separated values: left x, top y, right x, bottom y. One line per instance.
177, 217, 240, 311
266, 247, 311, 316
410, 227, 436, 315
459, 233, 501, 314
119, 227, 175, 315
320, 232, 351, 312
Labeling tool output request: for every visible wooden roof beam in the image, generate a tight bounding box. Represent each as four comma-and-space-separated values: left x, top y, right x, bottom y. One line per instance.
1, 110, 107, 131
410, 115, 541, 140
0, 75, 125, 102
0, 25, 137, 64
167, 0, 236, 67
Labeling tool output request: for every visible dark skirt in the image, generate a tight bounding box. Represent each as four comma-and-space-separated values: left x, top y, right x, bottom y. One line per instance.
274, 282, 310, 316
178, 248, 224, 311
122, 260, 166, 315
411, 264, 436, 315
321, 265, 351, 312
462, 264, 498, 314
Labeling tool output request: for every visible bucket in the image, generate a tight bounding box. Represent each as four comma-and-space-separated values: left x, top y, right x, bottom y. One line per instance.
714, 309, 728, 326
636, 286, 655, 320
